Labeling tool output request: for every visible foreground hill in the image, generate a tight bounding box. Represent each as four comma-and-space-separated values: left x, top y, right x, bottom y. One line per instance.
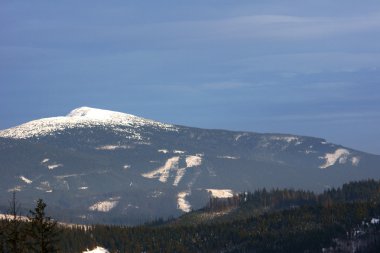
3, 179, 380, 252
0, 107, 379, 224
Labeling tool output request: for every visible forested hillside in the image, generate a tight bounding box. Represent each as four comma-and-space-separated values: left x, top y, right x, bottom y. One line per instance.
2, 180, 380, 252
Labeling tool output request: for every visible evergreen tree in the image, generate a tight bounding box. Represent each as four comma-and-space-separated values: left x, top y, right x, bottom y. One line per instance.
27, 199, 59, 253
4, 191, 26, 253
0, 219, 5, 253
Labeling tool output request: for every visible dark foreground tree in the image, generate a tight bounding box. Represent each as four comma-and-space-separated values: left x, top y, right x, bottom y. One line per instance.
4, 191, 26, 253
27, 199, 59, 253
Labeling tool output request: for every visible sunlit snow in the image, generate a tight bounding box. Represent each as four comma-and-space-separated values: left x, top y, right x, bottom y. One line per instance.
217, 155, 239, 159
173, 167, 187, 186
89, 197, 120, 212
319, 149, 351, 169
47, 164, 63, 170
207, 189, 234, 198
177, 191, 191, 212
143, 155, 202, 186
185, 155, 202, 167
41, 158, 50, 164
20, 176, 32, 184
234, 133, 248, 141
141, 156, 180, 183
0, 107, 178, 139
83, 246, 109, 253
270, 136, 299, 143
172, 156, 202, 186
95, 145, 129, 150
351, 156, 360, 166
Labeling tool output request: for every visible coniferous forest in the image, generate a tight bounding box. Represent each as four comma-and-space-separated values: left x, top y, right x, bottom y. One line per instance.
2, 180, 380, 252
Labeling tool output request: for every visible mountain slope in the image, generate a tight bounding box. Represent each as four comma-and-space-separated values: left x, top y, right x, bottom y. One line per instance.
0, 107, 379, 224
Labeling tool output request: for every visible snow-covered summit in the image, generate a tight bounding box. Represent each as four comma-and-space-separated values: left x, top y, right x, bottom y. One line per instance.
0, 106, 177, 139
67, 106, 135, 120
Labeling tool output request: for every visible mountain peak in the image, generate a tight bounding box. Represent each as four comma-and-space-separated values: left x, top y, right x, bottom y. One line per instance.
67, 107, 136, 120
0, 107, 177, 139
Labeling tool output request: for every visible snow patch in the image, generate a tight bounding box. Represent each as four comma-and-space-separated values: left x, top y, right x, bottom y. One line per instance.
177, 192, 191, 212
351, 156, 360, 166
55, 173, 80, 179
48, 164, 63, 170
89, 197, 120, 212
270, 136, 299, 143
234, 133, 248, 141
172, 156, 202, 186
0, 214, 29, 221
143, 155, 202, 186
20, 176, 32, 184
173, 168, 187, 186
158, 149, 169, 154
217, 155, 239, 159
207, 189, 234, 198
141, 156, 179, 183
96, 145, 129, 150
41, 158, 49, 164
186, 155, 202, 167
319, 149, 350, 169
83, 246, 110, 253
371, 218, 380, 224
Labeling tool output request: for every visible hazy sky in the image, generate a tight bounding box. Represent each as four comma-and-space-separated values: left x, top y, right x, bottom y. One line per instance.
1, 0, 380, 154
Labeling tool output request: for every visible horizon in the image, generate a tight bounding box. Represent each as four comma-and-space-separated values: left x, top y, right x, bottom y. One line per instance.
1, 0, 380, 155
1, 105, 379, 155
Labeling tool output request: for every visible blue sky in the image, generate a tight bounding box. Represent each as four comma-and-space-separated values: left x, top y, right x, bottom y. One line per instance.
1, 0, 380, 154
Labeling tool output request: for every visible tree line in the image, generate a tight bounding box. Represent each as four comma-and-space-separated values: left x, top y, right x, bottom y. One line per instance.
2, 179, 380, 252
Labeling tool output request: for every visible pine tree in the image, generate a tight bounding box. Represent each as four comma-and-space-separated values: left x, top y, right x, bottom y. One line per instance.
4, 191, 26, 253
0, 219, 5, 253
27, 199, 59, 253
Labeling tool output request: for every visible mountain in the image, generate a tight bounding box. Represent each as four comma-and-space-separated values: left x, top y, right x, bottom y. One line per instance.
0, 107, 379, 224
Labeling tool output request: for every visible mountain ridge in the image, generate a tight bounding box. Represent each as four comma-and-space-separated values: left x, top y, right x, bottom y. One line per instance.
0, 106, 379, 224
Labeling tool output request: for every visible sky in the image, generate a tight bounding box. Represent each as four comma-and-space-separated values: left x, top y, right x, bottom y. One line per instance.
1, 0, 380, 154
